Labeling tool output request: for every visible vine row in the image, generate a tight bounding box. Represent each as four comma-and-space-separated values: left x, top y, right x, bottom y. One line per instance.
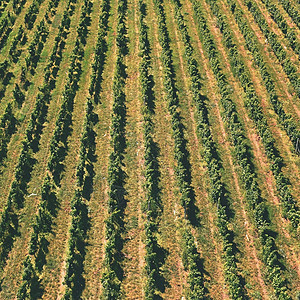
220, 0, 300, 154
0, 11, 15, 49
100, 0, 128, 297
63, 0, 110, 297
278, 0, 300, 29
170, 0, 248, 297
259, 0, 299, 57
191, 0, 292, 297
0, 0, 78, 296
221, 0, 300, 227
242, 0, 300, 97
138, 1, 167, 298
0, 0, 12, 18
153, 0, 196, 223
0, 0, 62, 168
16, 0, 96, 297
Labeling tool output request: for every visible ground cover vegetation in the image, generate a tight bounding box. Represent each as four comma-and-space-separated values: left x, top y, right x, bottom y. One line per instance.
0, 0, 299, 298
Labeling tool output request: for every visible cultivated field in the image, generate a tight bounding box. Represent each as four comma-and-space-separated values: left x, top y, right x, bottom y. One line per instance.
0, 0, 299, 298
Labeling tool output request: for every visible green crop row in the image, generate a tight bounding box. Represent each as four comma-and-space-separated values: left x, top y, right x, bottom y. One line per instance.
260, 0, 299, 57
278, 0, 300, 29
0, 1, 76, 281
0, 0, 62, 169
63, 0, 110, 297
138, 1, 166, 298
242, 0, 300, 96
192, 0, 292, 297
222, 0, 300, 153
0, 0, 13, 18
100, 0, 128, 297
17, 0, 96, 297
171, 0, 247, 297
221, 0, 299, 227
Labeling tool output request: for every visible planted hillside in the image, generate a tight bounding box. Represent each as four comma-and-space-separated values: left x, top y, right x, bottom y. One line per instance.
0, 0, 299, 298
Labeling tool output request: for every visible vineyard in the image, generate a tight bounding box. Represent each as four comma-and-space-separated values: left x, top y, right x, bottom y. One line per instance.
0, 0, 299, 298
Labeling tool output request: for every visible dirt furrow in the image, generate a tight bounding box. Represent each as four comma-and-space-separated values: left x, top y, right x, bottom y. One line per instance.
146, 1, 187, 297
121, 0, 146, 297
81, 0, 118, 296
